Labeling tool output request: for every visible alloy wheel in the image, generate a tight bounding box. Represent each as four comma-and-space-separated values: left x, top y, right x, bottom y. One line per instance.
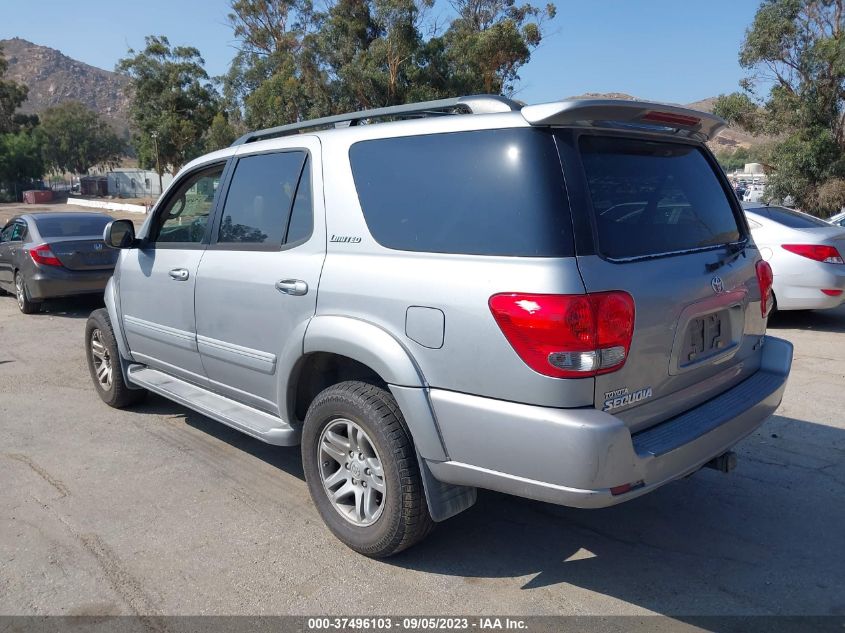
90, 329, 113, 390
318, 418, 386, 527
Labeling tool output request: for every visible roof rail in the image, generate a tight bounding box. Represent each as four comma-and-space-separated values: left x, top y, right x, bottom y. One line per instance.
231, 94, 521, 146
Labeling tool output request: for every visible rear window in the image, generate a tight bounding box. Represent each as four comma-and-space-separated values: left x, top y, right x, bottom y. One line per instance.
349, 129, 573, 257
35, 216, 111, 238
747, 206, 831, 229
579, 136, 742, 259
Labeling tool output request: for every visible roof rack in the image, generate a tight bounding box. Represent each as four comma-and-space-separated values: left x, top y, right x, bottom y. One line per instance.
231, 94, 521, 146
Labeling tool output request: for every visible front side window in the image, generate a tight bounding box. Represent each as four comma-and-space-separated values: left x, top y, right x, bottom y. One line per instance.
216, 151, 308, 247
580, 136, 742, 259
153, 164, 224, 244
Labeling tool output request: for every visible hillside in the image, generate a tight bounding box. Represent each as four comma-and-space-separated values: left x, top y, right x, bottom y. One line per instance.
0, 37, 131, 137
567, 92, 763, 151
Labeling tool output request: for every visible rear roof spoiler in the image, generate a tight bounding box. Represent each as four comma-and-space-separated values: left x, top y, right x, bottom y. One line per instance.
521, 99, 727, 142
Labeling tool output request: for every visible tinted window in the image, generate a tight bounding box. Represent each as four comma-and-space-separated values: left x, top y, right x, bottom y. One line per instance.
217, 151, 306, 246
155, 165, 224, 244
35, 216, 110, 238
747, 206, 831, 229
580, 136, 741, 259
350, 129, 573, 256
285, 157, 313, 244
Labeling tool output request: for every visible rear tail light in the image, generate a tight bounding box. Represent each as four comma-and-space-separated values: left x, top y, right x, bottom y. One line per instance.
756, 260, 774, 317
488, 291, 635, 379
821, 289, 843, 297
781, 244, 844, 264
28, 244, 62, 267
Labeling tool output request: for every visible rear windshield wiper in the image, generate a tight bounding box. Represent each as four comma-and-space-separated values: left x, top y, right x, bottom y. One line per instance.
706, 240, 748, 272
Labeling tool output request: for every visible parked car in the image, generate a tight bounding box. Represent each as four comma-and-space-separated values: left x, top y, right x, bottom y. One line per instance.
743, 203, 845, 310
828, 210, 845, 228
0, 213, 118, 314
85, 96, 793, 557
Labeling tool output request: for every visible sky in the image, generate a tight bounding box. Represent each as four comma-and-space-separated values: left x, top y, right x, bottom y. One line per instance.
0, 0, 763, 105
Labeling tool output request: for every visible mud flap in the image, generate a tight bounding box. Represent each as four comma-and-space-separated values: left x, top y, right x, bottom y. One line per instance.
417, 452, 477, 522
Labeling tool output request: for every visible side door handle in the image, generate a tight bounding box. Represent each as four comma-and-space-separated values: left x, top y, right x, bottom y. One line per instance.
169, 268, 190, 281
275, 279, 308, 296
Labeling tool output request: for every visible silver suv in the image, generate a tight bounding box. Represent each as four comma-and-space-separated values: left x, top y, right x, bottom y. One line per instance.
85, 95, 793, 557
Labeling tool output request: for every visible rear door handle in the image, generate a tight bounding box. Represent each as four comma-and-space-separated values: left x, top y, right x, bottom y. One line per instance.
275, 279, 308, 296
169, 268, 189, 281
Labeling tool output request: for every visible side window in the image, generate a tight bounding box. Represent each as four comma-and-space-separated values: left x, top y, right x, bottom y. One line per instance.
153, 164, 224, 244
3, 222, 26, 242
286, 157, 312, 244
216, 151, 307, 247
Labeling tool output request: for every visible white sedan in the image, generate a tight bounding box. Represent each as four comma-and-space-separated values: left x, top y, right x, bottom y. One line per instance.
744, 203, 845, 311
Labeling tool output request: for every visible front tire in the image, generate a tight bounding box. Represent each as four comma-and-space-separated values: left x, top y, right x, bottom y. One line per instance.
15, 272, 39, 314
85, 308, 146, 408
302, 381, 433, 557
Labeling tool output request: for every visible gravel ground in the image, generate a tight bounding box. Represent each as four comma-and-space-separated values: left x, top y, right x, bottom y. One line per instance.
0, 246, 843, 619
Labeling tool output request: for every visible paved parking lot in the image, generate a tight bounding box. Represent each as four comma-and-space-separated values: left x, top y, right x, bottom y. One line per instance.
0, 220, 843, 617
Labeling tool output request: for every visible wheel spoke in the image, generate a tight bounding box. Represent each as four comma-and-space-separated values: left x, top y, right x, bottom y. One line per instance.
354, 486, 365, 522
321, 436, 348, 464
363, 485, 379, 520
98, 364, 110, 382
365, 457, 382, 478
322, 467, 347, 489
331, 480, 355, 502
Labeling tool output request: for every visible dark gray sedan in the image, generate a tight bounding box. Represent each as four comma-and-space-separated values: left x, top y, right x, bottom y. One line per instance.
0, 212, 118, 313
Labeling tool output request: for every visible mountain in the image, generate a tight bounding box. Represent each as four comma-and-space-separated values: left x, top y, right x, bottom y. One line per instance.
0, 37, 131, 137
567, 92, 762, 151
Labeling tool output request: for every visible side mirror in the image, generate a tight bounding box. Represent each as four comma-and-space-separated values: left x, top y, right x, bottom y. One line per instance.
104, 219, 136, 249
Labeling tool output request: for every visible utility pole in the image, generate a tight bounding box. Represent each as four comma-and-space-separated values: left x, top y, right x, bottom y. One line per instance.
151, 131, 163, 196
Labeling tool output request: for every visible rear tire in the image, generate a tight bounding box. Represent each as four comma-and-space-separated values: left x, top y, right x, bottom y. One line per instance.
85, 308, 146, 408
302, 381, 434, 557
15, 272, 39, 314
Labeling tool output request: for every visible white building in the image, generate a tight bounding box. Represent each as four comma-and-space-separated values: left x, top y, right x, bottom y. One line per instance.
107, 168, 173, 198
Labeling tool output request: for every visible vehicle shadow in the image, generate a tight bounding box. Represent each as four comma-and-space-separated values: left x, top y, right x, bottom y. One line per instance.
134, 393, 305, 479
767, 304, 845, 334
132, 392, 845, 617
34, 295, 104, 319
383, 414, 845, 618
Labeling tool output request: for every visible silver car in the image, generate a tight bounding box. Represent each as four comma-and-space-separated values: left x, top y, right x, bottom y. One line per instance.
85, 96, 793, 557
744, 203, 845, 310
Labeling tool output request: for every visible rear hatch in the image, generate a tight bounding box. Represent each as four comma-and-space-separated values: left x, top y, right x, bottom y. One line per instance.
560, 132, 766, 432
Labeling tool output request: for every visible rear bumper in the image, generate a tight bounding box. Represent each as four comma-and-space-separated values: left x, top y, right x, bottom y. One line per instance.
774, 266, 845, 310
27, 266, 113, 300
427, 336, 793, 509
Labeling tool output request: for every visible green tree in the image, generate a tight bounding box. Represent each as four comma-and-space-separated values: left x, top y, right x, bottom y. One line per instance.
0, 45, 29, 135
204, 111, 240, 152
440, 0, 556, 95
117, 36, 219, 175
38, 101, 123, 175
0, 131, 44, 198
222, 0, 556, 127
713, 0, 845, 213
0, 45, 43, 198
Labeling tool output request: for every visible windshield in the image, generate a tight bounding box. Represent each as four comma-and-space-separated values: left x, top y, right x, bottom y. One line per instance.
35, 216, 111, 238
579, 136, 742, 259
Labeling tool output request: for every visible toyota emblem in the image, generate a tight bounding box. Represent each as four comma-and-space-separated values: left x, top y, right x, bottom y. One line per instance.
711, 276, 725, 293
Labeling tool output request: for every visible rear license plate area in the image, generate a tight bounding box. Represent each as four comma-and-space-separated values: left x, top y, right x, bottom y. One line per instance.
680, 310, 731, 368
